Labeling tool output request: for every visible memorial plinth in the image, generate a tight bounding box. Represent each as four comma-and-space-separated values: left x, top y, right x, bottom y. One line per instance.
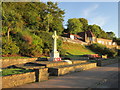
49, 31, 61, 61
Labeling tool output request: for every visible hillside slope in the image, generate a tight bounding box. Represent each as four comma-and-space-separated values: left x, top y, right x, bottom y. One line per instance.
62, 42, 95, 57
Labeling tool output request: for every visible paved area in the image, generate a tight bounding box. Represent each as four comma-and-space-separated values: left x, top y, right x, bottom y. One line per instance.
16, 63, 119, 88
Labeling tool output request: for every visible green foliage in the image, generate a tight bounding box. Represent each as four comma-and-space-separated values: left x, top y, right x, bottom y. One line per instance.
113, 38, 120, 45
2, 37, 19, 55
87, 24, 110, 39
10, 30, 43, 57
106, 32, 116, 39
34, 31, 62, 55
89, 43, 117, 57
2, 2, 64, 57
67, 18, 83, 34
79, 18, 88, 31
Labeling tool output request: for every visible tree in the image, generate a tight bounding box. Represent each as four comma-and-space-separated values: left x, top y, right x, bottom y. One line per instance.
2, 2, 65, 56
87, 24, 102, 37
106, 31, 116, 39
79, 18, 88, 32
113, 38, 120, 45
67, 18, 83, 34
47, 2, 65, 35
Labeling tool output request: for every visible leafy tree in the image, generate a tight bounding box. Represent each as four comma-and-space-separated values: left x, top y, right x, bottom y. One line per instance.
67, 18, 83, 34
113, 38, 120, 45
79, 18, 88, 31
2, 2, 65, 57
106, 31, 116, 39
87, 24, 102, 37
47, 2, 65, 35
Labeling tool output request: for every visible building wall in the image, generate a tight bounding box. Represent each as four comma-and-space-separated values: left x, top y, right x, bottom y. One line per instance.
70, 35, 74, 40
96, 38, 112, 45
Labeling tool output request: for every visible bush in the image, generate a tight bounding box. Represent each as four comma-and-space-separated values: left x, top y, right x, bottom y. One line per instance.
12, 31, 43, 57
2, 37, 19, 55
89, 43, 117, 57
34, 31, 63, 55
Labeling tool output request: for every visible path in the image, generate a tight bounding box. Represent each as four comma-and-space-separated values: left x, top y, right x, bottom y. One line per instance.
15, 63, 119, 88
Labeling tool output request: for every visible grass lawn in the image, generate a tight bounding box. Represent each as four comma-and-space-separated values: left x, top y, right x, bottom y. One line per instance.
1, 68, 34, 76
62, 42, 95, 57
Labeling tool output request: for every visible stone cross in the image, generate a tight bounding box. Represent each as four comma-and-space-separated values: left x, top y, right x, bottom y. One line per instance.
49, 31, 61, 61
52, 31, 58, 52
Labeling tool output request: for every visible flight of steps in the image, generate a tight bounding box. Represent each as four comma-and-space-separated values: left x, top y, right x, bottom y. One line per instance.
14, 60, 97, 76
33, 60, 97, 76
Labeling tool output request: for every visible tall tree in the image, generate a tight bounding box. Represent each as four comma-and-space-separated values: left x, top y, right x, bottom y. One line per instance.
106, 31, 116, 39
67, 18, 83, 34
47, 2, 65, 35
79, 18, 88, 31
87, 24, 103, 37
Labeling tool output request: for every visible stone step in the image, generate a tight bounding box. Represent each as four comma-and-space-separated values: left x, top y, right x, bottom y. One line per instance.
48, 62, 97, 76
14, 63, 45, 69
33, 60, 87, 68
71, 60, 87, 64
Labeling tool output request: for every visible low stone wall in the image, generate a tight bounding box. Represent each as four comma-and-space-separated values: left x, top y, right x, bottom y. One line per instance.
70, 57, 89, 60
49, 62, 96, 76
1, 58, 38, 68
2, 67, 49, 88
35, 61, 70, 67
71, 60, 87, 64
35, 68, 49, 82
2, 72, 35, 88
97, 59, 118, 66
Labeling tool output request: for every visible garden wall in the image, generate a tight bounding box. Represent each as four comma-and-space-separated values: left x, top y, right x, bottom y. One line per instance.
1, 58, 38, 68
97, 59, 118, 66
70, 57, 89, 60
2, 72, 35, 88
2, 67, 49, 88
35, 68, 49, 82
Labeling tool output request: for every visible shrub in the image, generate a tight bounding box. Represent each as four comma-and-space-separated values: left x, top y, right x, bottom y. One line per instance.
2, 37, 19, 55
89, 43, 117, 57
12, 31, 43, 57
35, 31, 63, 54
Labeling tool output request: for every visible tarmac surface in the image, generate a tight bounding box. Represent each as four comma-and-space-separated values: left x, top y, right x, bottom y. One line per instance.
15, 63, 119, 89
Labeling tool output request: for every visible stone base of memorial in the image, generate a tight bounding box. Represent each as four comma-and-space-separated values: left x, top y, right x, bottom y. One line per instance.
49, 49, 61, 61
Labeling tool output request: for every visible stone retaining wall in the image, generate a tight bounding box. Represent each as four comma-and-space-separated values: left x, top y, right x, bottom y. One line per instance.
49, 63, 96, 76
35, 61, 69, 67
97, 59, 118, 66
70, 57, 89, 60
2, 68, 49, 88
2, 72, 35, 88
35, 68, 48, 82
1, 58, 38, 68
